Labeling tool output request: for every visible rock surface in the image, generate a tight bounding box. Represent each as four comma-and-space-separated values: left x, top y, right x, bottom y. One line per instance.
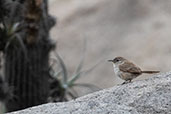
9, 72, 171, 114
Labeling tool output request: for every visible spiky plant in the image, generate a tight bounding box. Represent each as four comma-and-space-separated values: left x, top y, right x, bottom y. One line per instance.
49, 43, 101, 101
0, 21, 26, 53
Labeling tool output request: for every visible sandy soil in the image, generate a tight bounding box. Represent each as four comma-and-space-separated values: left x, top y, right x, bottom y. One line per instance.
49, 0, 171, 92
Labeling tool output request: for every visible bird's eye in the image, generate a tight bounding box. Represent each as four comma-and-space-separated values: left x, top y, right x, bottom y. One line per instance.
114, 59, 120, 63
116, 59, 119, 62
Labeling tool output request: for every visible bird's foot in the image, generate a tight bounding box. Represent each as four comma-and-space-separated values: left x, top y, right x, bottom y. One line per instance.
122, 80, 132, 85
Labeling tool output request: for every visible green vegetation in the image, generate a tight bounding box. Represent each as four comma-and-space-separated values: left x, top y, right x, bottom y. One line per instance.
49, 43, 101, 101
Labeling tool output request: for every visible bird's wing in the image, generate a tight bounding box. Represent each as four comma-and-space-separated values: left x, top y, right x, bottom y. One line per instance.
119, 61, 141, 74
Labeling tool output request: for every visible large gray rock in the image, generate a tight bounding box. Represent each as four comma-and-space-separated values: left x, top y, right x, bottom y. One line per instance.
9, 72, 171, 114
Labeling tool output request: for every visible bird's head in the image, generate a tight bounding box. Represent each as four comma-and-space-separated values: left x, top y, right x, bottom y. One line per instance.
108, 56, 126, 65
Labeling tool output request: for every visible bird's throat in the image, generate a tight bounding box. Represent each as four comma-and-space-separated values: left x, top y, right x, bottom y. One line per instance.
113, 63, 119, 75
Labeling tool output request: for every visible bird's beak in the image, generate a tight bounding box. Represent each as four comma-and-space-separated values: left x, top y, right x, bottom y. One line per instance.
108, 60, 113, 62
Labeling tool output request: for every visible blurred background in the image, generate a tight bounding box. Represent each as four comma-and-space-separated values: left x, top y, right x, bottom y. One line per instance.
49, 0, 171, 90
1, 0, 171, 112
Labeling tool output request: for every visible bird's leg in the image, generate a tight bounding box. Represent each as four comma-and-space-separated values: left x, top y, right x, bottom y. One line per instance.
122, 79, 132, 85
122, 81, 127, 85
128, 79, 132, 83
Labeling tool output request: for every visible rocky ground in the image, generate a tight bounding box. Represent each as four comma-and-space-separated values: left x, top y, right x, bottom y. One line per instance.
9, 72, 171, 114
49, 0, 171, 94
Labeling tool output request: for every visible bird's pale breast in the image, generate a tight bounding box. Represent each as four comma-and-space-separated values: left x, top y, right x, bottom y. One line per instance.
112, 63, 138, 81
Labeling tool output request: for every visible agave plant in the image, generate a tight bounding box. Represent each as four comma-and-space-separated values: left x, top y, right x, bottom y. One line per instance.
0, 21, 26, 53
49, 43, 101, 101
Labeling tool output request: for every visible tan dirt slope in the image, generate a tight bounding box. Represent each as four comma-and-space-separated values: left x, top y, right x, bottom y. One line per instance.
49, 0, 171, 92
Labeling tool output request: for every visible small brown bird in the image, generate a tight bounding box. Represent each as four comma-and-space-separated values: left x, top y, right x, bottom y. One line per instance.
108, 57, 159, 84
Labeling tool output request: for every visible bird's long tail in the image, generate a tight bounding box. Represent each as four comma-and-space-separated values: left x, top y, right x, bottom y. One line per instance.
141, 71, 160, 74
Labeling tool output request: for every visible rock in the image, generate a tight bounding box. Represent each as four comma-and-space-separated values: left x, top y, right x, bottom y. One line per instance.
8, 72, 171, 114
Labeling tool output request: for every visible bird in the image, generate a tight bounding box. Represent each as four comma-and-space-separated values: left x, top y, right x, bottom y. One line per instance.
108, 57, 159, 84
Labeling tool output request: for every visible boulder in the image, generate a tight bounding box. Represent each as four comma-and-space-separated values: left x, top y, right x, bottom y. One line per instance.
9, 72, 171, 114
